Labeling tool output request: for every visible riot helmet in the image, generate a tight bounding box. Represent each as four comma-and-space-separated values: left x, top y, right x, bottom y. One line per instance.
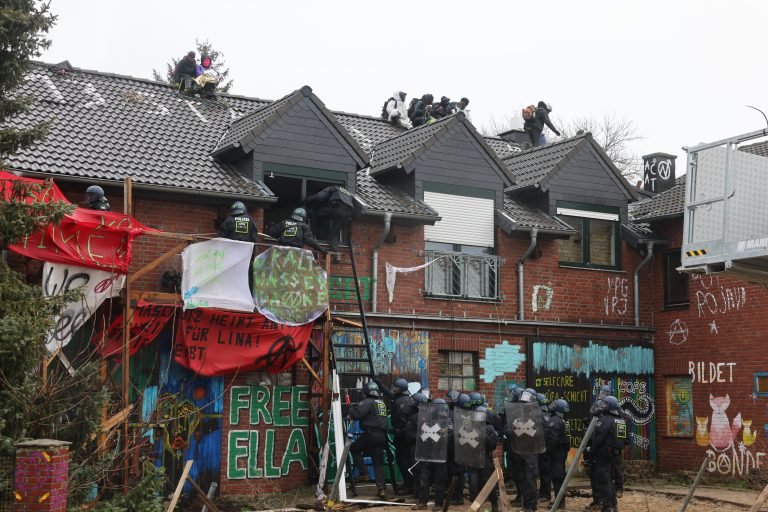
412, 392, 428, 404
393, 378, 409, 395
86, 185, 105, 202
421, 388, 431, 400
469, 392, 483, 409
520, 388, 536, 403
457, 393, 472, 409
432, 398, 448, 409
230, 201, 246, 215
445, 390, 460, 406
290, 207, 307, 222
364, 381, 380, 398
549, 399, 570, 417
507, 386, 522, 402
597, 395, 619, 416
598, 384, 612, 400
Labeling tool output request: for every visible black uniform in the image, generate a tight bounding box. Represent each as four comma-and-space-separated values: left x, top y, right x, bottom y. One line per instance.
349, 396, 389, 493
417, 412, 452, 507
268, 219, 325, 252
546, 414, 570, 508
499, 405, 523, 503
409, 98, 432, 127
305, 186, 359, 252
404, 402, 421, 496
591, 413, 627, 512
468, 422, 499, 512
88, 198, 111, 211
378, 381, 415, 494
218, 214, 259, 242
173, 56, 197, 91
447, 407, 466, 504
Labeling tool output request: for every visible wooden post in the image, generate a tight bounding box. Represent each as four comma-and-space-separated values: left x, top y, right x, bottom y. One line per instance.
679, 457, 709, 512
442, 476, 459, 512
469, 470, 499, 512
493, 458, 509, 512
166, 460, 193, 512
122, 176, 133, 489
185, 476, 222, 512
550, 416, 599, 512
750, 479, 768, 512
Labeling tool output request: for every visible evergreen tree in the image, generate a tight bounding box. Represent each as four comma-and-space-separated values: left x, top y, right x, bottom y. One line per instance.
152, 38, 234, 92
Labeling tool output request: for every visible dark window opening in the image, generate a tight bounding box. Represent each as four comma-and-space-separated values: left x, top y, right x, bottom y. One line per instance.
664, 250, 689, 307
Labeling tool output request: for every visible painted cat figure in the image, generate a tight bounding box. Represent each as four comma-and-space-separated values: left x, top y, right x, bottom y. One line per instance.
695, 416, 710, 447
708, 394, 742, 450
743, 419, 758, 447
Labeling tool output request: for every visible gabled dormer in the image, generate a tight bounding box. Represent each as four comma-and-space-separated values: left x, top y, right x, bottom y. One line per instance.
503, 133, 638, 270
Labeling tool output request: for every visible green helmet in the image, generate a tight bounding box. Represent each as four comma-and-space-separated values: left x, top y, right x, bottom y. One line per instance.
290, 207, 307, 222
230, 201, 246, 215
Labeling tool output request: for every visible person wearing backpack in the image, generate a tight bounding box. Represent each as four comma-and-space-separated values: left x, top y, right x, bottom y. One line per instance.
409, 94, 434, 127
381, 91, 410, 128
530, 101, 561, 146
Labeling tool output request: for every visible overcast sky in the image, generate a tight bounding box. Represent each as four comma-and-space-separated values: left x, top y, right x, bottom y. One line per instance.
41, 0, 768, 174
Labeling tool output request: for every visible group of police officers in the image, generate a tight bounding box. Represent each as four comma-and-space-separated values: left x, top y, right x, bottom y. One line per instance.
346, 380, 628, 512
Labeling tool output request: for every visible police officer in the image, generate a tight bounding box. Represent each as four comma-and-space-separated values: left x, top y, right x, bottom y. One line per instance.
268, 208, 327, 253
591, 396, 626, 512
84, 185, 110, 211
546, 399, 570, 510
501, 385, 523, 505
406, 392, 428, 498
218, 201, 259, 242
536, 393, 552, 503
414, 398, 452, 510
377, 378, 415, 495
445, 390, 465, 505
304, 185, 363, 257
349, 381, 390, 499
585, 384, 612, 510
467, 406, 499, 512
518, 388, 540, 512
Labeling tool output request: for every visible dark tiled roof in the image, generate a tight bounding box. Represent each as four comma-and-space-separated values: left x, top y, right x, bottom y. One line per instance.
5, 63, 272, 199
503, 135, 588, 191
484, 136, 525, 160
369, 115, 456, 174
335, 112, 406, 153
498, 196, 574, 234
629, 175, 686, 221
356, 170, 438, 218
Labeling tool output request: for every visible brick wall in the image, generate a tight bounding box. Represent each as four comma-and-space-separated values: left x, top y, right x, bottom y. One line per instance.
13, 440, 70, 512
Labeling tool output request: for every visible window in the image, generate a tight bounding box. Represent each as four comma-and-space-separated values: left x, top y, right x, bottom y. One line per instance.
556, 204, 621, 269
438, 351, 478, 391
755, 373, 768, 397
424, 242, 499, 300
666, 377, 693, 437
664, 250, 689, 307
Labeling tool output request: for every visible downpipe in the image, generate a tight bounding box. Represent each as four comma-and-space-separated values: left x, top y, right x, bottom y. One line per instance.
634, 241, 655, 327
517, 229, 538, 321
371, 212, 392, 313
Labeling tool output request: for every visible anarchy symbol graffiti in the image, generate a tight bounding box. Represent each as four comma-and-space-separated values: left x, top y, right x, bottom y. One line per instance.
657, 160, 672, 180
668, 319, 688, 345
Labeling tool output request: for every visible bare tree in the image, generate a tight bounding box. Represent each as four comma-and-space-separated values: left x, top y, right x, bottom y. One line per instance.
555, 114, 644, 182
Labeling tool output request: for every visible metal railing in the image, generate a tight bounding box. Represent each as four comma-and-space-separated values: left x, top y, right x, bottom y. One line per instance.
424, 250, 499, 300
0, 455, 14, 512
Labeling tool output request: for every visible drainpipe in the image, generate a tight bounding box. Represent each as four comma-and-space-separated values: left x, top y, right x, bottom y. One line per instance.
371, 212, 392, 313
634, 241, 655, 326
518, 228, 538, 321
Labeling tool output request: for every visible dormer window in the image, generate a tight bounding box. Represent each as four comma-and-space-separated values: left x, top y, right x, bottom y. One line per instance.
556, 202, 621, 270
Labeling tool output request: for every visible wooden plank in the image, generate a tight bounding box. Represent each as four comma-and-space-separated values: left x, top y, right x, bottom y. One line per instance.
749, 480, 768, 512
130, 291, 181, 302
442, 476, 458, 512
185, 476, 223, 512
302, 357, 322, 384
469, 470, 499, 512
166, 460, 193, 512
92, 404, 134, 440
493, 458, 509, 512
128, 241, 188, 284
333, 317, 363, 328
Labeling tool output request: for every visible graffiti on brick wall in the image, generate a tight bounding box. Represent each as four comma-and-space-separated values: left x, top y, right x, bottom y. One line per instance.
329, 275, 371, 301
331, 329, 429, 387
696, 393, 766, 476
603, 277, 628, 316
689, 361, 736, 384
531, 284, 553, 313
480, 341, 525, 383
227, 385, 309, 479
532, 340, 654, 377
667, 319, 688, 345
667, 377, 693, 437
693, 274, 747, 318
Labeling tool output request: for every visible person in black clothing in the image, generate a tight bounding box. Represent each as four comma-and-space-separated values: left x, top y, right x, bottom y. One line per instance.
546, 399, 571, 510
585, 384, 612, 510
405, 392, 427, 498
377, 378, 415, 495
85, 185, 110, 211
349, 381, 390, 499
529, 101, 561, 147
218, 201, 259, 242
268, 208, 326, 253
409, 94, 434, 127
304, 186, 363, 257
467, 406, 499, 512
591, 396, 626, 512
445, 390, 465, 505
537, 393, 552, 503
430, 96, 452, 120
173, 51, 197, 92
414, 398, 452, 511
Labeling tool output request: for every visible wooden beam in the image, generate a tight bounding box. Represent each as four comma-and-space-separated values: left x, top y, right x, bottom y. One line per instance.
333, 317, 362, 328
128, 241, 188, 284
92, 404, 134, 440
130, 291, 181, 302
493, 458, 509, 512
167, 460, 193, 512
185, 476, 222, 512
144, 230, 196, 241
469, 470, 499, 512
750, 480, 768, 512
301, 357, 322, 384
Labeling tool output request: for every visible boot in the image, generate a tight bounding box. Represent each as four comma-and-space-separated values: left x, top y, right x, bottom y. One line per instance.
377, 489, 388, 501
412, 502, 428, 510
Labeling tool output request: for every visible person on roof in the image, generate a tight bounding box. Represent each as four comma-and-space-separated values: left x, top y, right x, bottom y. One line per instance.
453, 97, 471, 121
268, 208, 327, 254
173, 51, 197, 92
530, 101, 561, 147
381, 91, 412, 128
84, 185, 110, 211
194, 54, 220, 98
304, 185, 364, 260
218, 201, 259, 242
408, 94, 434, 128
430, 96, 453, 120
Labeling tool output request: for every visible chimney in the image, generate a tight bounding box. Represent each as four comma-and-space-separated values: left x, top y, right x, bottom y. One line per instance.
642, 152, 677, 194
498, 129, 532, 149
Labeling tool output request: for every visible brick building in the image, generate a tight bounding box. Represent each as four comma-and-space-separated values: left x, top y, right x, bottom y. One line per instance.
4, 61, 745, 494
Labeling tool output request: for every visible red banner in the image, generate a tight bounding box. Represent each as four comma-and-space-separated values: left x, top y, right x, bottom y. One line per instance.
174, 308, 313, 376
93, 300, 178, 358
1, 171, 154, 273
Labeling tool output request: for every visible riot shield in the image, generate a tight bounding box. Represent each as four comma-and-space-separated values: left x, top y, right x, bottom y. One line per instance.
453, 408, 486, 468
415, 403, 450, 462
504, 401, 546, 456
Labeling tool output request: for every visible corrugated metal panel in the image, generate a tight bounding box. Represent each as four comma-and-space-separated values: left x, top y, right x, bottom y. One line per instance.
424, 191, 494, 247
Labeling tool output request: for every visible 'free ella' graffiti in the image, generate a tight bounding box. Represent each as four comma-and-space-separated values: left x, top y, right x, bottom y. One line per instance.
227, 385, 309, 479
